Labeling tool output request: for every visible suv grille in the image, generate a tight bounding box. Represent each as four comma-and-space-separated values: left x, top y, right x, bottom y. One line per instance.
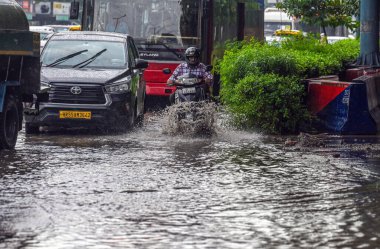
49, 83, 106, 104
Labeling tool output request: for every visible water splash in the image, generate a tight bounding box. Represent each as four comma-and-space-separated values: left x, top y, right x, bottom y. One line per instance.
162, 101, 217, 136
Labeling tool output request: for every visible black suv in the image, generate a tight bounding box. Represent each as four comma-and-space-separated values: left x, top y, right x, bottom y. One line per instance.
24, 31, 148, 133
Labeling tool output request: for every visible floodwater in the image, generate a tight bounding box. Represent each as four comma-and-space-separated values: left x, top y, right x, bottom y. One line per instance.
1, 111, 380, 249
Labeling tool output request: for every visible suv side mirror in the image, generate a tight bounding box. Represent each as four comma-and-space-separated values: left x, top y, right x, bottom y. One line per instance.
135, 58, 148, 69
70, 1, 80, 19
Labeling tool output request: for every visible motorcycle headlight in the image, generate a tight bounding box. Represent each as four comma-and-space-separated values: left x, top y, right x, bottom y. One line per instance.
40, 81, 51, 93
105, 76, 131, 94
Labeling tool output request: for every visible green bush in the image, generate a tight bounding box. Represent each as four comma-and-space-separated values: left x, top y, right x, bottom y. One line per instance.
221, 73, 308, 134
219, 37, 360, 134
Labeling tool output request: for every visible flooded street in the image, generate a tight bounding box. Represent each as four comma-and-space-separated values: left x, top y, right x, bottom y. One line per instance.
1, 112, 380, 248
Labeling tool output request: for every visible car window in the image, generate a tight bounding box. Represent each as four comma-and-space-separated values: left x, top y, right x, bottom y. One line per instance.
41, 39, 127, 69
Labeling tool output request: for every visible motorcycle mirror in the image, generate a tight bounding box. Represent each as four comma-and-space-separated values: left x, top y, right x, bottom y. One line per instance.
162, 68, 171, 74
206, 65, 213, 72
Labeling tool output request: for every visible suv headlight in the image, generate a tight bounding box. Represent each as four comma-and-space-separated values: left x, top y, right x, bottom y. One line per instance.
40, 81, 51, 93
105, 76, 131, 94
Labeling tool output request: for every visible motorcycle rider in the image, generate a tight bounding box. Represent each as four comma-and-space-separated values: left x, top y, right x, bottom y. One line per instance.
167, 47, 213, 103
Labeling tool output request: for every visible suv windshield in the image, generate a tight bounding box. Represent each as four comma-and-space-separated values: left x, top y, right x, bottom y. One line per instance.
41, 40, 127, 69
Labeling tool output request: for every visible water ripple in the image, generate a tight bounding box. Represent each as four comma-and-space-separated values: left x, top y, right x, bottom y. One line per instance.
1, 113, 380, 248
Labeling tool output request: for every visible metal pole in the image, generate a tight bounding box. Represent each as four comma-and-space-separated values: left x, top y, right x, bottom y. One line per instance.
357, 0, 380, 66
80, 0, 85, 30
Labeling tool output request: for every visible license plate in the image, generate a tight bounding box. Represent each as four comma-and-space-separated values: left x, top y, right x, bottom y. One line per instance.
181, 87, 196, 94
59, 111, 91, 120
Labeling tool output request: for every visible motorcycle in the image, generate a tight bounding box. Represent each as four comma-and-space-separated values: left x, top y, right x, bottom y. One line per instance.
163, 68, 216, 135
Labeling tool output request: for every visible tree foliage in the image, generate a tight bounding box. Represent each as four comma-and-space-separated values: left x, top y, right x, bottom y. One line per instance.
276, 0, 359, 35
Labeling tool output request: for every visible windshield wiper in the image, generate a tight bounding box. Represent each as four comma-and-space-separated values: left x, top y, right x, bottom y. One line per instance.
159, 42, 184, 60
72, 49, 107, 68
140, 39, 184, 60
45, 50, 88, 67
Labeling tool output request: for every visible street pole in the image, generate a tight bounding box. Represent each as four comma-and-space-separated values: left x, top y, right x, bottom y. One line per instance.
357, 0, 380, 66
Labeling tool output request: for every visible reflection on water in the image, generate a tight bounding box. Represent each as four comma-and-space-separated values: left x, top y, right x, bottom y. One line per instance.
1, 112, 380, 248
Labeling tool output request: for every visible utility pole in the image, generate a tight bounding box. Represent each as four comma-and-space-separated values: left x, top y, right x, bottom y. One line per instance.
357, 0, 380, 66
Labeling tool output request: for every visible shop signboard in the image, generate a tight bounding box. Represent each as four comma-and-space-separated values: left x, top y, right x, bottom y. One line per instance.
53, 2, 71, 15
